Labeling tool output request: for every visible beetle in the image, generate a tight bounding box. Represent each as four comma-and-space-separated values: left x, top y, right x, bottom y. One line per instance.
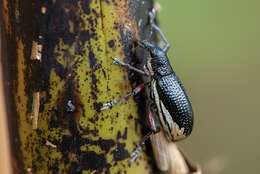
100, 9, 194, 165
137, 39, 194, 141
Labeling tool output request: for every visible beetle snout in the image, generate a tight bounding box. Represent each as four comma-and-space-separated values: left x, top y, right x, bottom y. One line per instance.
137, 40, 154, 50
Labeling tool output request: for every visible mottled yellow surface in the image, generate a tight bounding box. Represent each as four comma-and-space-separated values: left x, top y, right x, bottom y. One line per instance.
12, 0, 151, 173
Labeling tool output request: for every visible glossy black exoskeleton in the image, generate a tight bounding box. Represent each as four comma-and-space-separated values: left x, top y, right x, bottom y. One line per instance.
138, 40, 193, 141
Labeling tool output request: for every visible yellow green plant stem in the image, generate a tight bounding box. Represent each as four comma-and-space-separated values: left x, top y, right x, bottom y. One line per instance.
1, 0, 154, 173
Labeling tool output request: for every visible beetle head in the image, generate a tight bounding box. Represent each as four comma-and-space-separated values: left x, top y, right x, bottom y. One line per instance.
138, 40, 166, 58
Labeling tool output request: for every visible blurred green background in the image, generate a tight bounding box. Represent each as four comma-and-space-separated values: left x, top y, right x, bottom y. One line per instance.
157, 0, 260, 173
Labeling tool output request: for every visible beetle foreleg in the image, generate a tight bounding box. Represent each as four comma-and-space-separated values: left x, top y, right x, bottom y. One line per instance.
113, 57, 148, 76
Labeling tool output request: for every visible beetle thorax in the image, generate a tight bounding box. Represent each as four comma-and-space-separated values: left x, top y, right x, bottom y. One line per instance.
150, 55, 173, 77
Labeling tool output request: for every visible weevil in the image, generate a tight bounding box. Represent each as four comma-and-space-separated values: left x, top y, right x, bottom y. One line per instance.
100, 9, 194, 165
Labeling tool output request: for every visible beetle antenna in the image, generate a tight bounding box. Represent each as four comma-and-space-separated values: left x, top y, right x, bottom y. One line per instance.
148, 9, 170, 53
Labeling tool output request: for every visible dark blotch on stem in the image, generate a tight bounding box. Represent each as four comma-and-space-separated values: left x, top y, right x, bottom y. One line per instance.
88, 51, 97, 69
117, 128, 128, 140
80, 151, 110, 171
82, 0, 91, 15
108, 40, 115, 48
79, 30, 92, 42
81, 137, 115, 153
112, 143, 129, 162
93, 102, 104, 112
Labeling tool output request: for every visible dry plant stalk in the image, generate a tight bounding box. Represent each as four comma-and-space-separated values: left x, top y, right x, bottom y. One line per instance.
151, 132, 202, 174
0, 56, 12, 174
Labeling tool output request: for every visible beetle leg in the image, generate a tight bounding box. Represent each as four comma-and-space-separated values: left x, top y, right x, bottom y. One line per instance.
129, 132, 153, 164
112, 57, 150, 76
148, 10, 170, 52
129, 105, 161, 164
100, 83, 145, 111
